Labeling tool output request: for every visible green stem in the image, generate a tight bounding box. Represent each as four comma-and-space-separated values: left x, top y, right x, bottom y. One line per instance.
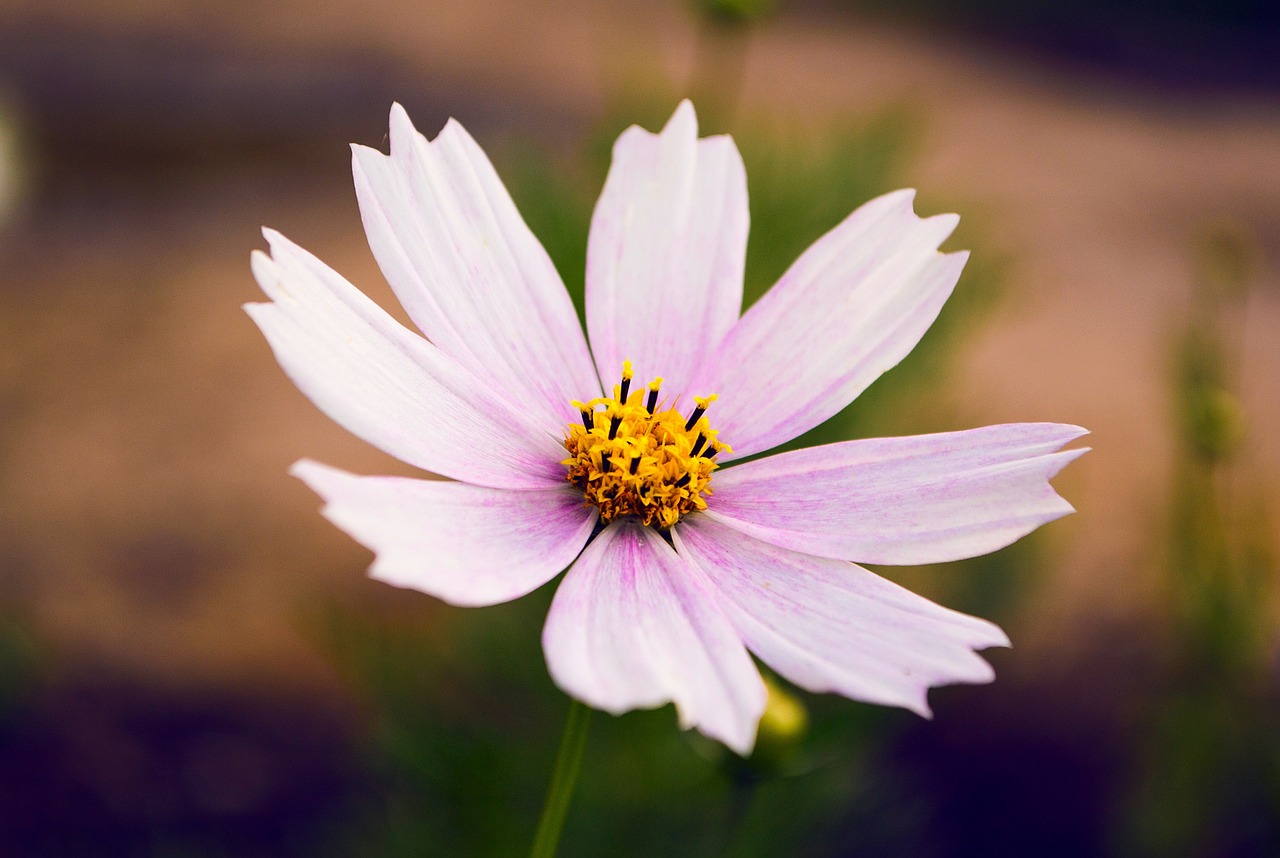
530, 699, 592, 858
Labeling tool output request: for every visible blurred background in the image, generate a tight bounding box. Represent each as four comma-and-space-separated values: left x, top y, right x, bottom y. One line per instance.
0, 0, 1277, 855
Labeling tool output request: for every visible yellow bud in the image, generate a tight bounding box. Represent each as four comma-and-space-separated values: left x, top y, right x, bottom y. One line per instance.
750, 674, 808, 771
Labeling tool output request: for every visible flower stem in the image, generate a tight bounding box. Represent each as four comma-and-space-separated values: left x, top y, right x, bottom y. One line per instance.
530, 699, 592, 858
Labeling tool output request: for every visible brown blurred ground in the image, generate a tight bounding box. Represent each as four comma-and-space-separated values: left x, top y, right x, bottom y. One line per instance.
0, 0, 1277, 712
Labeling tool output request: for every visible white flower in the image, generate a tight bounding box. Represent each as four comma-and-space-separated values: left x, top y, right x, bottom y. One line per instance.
247, 101, 1087, 754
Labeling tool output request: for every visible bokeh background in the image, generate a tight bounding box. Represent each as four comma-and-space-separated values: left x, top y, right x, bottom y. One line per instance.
0, 1, 1278, 855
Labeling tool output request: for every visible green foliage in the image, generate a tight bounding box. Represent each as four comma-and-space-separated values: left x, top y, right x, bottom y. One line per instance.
690, 0, 775, 26
1119, 222, 1280, 856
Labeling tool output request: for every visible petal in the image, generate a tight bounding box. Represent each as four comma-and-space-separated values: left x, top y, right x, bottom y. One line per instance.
542, 519, 766, 754
352, 104, 599, 432
292, 460, 597, 607
246, 229, 565, 489
586, 100, 748, 399
674, 515, 1009, 717
691, 189, 966, 460
707, 424, 1088, 565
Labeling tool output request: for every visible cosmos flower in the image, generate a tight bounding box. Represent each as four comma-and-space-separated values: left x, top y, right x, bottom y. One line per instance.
247, 101, 1087, 754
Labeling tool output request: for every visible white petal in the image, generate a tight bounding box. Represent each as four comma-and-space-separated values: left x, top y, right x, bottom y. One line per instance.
586, 100, 748, 400
246, 229, 565, 489
352, 104, 599, 432
542, 519, 766, 754
707, 424, 1088, 565
292, 461, 596, 607
674, 515, 1009, 716
691, 189, 966, 459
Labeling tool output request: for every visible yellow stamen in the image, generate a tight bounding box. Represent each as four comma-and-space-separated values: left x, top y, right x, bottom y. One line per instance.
563, 363, 730, 529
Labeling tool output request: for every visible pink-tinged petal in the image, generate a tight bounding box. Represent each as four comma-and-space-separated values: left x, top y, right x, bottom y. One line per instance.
291, 461, 596, 607
543, 519, 766, 754
352, 104, 599, 432
674, 516, 1009, 716
586, 100, 748, 399
707, 424, 1088, 565
691, 189, 965, 459
246, 229, 565, 489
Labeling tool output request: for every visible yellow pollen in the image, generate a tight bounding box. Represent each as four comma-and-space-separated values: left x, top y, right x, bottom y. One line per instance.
564, 364, 730, 529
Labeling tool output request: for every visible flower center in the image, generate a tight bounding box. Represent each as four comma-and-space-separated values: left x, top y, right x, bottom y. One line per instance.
563, 361, 730, 529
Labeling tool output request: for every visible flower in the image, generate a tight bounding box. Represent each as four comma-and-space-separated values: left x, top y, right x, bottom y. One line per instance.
247, 101, 1087, 754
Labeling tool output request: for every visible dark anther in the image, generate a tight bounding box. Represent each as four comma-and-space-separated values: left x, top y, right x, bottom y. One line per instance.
690, 434, 707, 457
646, 388, 659, 414
706, 446, 719, 460
674, 473, 691, 489
580, 409, 594, 430
601, 455, 612, 474
608, 415, 622, 440
629, 456, 640, 475
684, 406, 707, 432
619, 376, 631, 402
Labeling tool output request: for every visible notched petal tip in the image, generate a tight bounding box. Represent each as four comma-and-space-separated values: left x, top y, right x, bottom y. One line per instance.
982, 623, 1013, 650
259, 229, 318, 272
927, 210, 961, 232
1038, 444, 1091, 522
287, 461, 370, 517
388, 124, 420, 165
717, 720, 759, 757
611, 99, 700, 157
439, 115, 470, 139
885, 188, 959, 223
260, 226, 296, 252
1050, 444, 1091, 475
666, 99, 699, 135
881, 187, 918, 208
288, 457, 347, 487
249, 252, 288, 303
937, 247, 970, 275
671, 695, 762, 757
905, 650, 1002, 720
388, 103, 476, 163
386, 101, 471, 154
676, 518, 1017, 724
1062, 424, 1092, 442
387, 101, 417, 145
923, 213, 962, 248
887, 679, 936, 720
248, 246, 271, 270
349, 141, 380, 169
871, 188, 966, 250
1020, 422, 1092, 448
543, 522, 766, 755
